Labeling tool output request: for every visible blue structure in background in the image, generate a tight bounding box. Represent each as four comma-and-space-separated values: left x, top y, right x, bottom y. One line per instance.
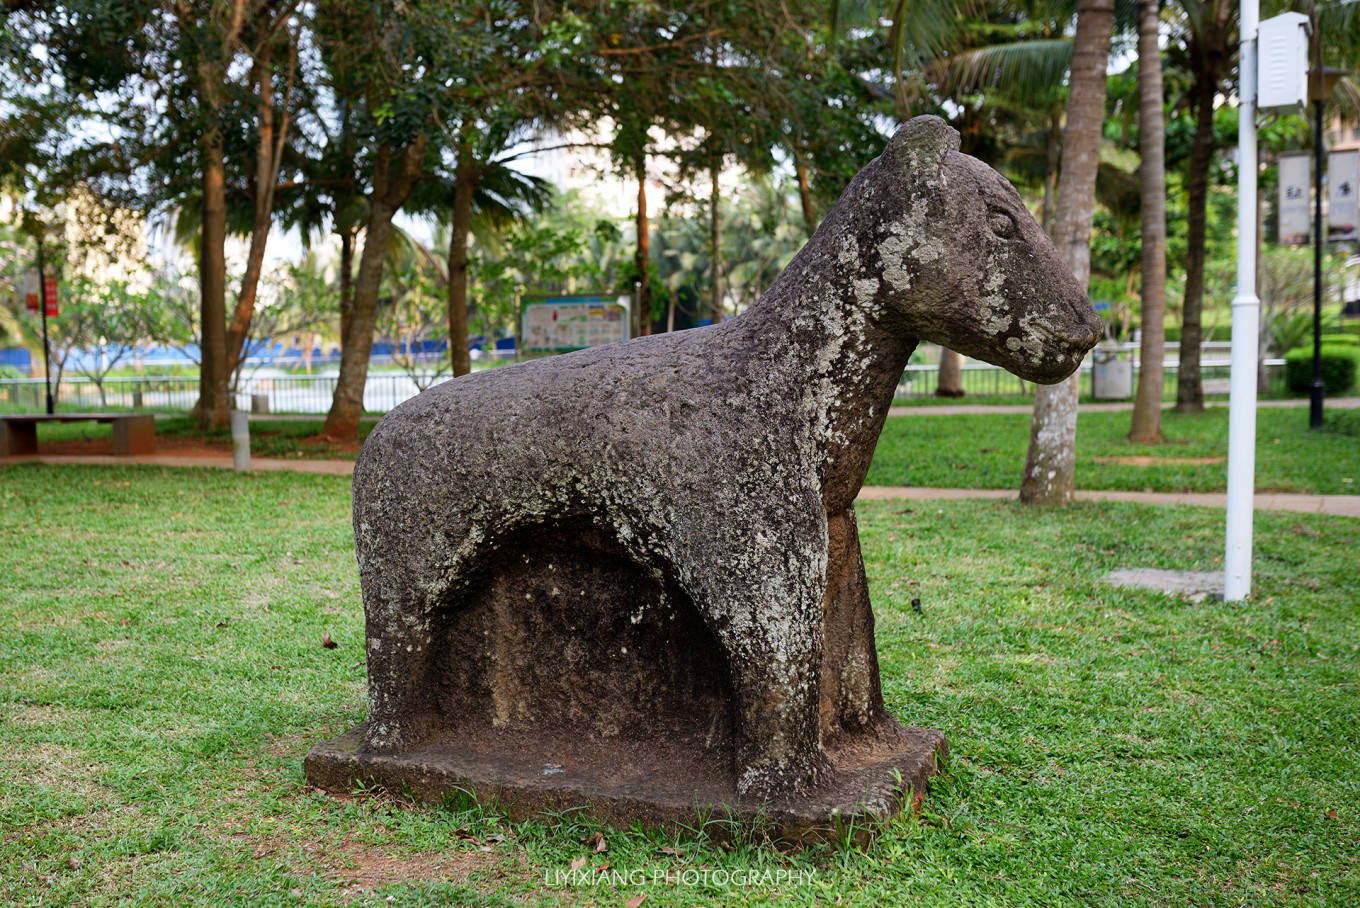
29, 334, 521, 375
0, 348, 32, 372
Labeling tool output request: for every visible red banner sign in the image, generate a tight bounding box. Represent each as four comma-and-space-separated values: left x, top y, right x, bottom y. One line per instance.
23, 270, 39, 312
43, 277, 58, 317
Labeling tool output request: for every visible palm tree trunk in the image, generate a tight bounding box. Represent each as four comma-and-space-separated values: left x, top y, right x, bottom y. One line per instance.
936, 348, 965, 396
1041, 110, 1062, 234
446, 146, 476, 377
1176, 56, 1218, 413
339, 227, 356, 347
1255, 167, 1270, 393
196, 133, 230, 431
709, 157, 723, 325
634, 154, 651, 337
226, 45, 292, 380
793, 148, 817, 237
321, 137, 428, 441
1020, 0, 1114, 506
1129, 0, 1167, 443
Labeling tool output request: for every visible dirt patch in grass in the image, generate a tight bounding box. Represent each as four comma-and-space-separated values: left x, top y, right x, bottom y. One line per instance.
28, 434, 230, 458
25, 427, 363, 459
320, 835, 513, 898
6, 743, 109, 803
1090, 455, 1225, 467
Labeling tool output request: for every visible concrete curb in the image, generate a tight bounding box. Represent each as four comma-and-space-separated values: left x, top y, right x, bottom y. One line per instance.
856, 485, 1360, 517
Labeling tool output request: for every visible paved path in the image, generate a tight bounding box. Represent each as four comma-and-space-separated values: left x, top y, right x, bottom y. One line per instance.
887, 397, 1360, 417
856, 485, 1360, 517
4, 453, 1358, 517
1, 453, 356, 476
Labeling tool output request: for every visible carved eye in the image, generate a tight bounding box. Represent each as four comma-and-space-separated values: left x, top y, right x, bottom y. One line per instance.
987, 207, 1017, 240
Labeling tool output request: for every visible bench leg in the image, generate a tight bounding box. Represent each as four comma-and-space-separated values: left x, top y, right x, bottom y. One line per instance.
112, 415, 156, 455
0, 421, 38, 456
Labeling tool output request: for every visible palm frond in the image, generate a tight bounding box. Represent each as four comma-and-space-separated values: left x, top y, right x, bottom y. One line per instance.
932, 38, 1075, 95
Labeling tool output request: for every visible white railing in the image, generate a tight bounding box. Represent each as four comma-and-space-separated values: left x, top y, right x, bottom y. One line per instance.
1, 349, 1288, 413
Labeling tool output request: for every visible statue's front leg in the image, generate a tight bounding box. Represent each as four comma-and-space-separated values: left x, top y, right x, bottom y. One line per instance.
682, 505, 833, 801
819, 506, 891, 742
357, 556, 442, 753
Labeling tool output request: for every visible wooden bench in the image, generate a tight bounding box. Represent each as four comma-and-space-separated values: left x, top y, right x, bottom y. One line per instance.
0, 413, 157, 456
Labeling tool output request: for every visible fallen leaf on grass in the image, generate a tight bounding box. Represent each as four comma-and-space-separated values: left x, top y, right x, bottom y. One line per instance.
570, 855, 587, 872
659, 846, 682, 857
583, 831, 607, 853
321, 634, 337, 649
626, 895, 647, 908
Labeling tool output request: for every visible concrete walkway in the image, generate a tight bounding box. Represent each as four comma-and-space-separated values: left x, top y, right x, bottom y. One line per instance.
856, 485, 1360, 517
1, 453, 356, 476
4, 453, 1358, 517
887, 396, 1360, 417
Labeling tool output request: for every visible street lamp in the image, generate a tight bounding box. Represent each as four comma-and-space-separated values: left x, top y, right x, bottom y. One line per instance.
1307, 64, 1348, 429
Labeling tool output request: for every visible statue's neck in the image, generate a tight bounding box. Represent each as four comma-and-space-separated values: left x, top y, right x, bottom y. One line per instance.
738, 244, 919, 512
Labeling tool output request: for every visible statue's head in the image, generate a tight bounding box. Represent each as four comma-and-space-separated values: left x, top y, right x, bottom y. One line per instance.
836, 116, 1102, 383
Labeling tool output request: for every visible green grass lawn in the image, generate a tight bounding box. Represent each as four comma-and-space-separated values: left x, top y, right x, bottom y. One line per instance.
2, 463, 1357, 905
868, 406, 1360, 495
18, 404, 1360, 498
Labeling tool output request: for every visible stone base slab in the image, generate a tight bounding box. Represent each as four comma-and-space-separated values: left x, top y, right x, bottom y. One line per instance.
304, 722, 946, 844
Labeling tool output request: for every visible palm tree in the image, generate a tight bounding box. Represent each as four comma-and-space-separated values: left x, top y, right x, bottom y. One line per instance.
1020, 0, 1116, 506
1166, 0, 1233, 413
436, 122, 553, 377
1129, 0, 1168, 442
908, 0, 1079, 397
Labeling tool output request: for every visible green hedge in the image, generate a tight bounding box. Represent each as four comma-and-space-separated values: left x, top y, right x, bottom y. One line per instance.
1320, 332, 1359, 347
1162, 324, 1232, 343
1284, 345, 1360, 394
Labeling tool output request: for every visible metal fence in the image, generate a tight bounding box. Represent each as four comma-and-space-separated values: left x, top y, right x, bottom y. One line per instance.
0, 372, 447, 415
894, 357, 1285, 400
1, 347, 1286, 415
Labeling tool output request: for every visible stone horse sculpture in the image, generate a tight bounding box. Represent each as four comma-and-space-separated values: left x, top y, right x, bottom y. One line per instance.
306, 115, 1102, 839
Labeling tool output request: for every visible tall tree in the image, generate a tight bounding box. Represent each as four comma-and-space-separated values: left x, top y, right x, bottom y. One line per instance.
36, 0, 303, 430
316, 0, 434, 441
1129, 0, 1167, 442
429, 1, 585, 378
320, 136, 430, 441
1020, 0, 1115, 506
897, 0, 1078, 399
164, 1, 301, 430
437, 132, 553, 377
1169, 0, 1234, 412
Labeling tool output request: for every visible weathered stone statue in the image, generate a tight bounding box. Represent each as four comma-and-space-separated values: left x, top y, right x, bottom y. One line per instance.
306, 116, 1101, 840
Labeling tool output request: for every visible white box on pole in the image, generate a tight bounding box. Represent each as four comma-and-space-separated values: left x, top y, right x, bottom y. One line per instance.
1257, 12, 1310, 114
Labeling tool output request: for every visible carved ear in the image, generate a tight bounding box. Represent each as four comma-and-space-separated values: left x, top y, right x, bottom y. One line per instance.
886, 115, 961, 175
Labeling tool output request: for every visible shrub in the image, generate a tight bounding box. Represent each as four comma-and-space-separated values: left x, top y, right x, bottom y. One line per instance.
1319, 332, 1359, 347
1161, 323, 1232, 344
1284, 345, 1360, 394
